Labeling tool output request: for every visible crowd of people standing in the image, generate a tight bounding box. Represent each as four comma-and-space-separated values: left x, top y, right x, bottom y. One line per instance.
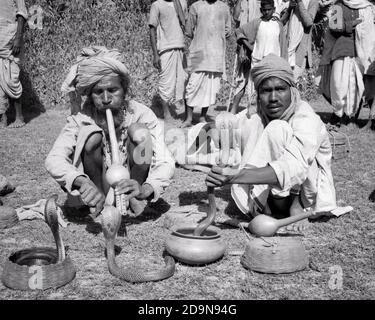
148, 0, 375, 129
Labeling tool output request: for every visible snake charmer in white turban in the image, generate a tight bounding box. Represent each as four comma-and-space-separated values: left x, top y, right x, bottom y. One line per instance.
61, 46, 129, 96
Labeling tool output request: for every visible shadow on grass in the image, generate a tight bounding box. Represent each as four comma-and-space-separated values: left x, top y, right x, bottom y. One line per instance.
61, 198, 170, 236
123, 198, 171, 226
178, 185, 232, 207
150, 93, 186, 122
316, 111, 371, 128
213, 104, 247, 114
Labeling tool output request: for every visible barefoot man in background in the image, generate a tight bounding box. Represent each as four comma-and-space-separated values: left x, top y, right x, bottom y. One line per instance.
0, 0, 28, 129
149, 0, 188, 120
182, 0, 231, 127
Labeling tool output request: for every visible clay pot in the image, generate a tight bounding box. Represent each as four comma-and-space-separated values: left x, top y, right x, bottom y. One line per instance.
165, 225, 226, 265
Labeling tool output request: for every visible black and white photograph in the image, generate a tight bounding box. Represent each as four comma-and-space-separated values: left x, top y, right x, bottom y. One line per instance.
0, 0, 374, 305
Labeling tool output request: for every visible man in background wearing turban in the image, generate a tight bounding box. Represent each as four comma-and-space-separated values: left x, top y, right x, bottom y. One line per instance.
206, 54, 337, 231
45, 47, 175, 218
0, 0, 28, 129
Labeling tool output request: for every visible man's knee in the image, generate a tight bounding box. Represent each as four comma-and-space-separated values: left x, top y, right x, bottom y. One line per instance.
263, 120, 293, 145
84, 132, 102, 153
128, 123, 151, 145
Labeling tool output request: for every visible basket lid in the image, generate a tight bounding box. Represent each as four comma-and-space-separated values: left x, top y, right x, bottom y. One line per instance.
241, 237, 309, 274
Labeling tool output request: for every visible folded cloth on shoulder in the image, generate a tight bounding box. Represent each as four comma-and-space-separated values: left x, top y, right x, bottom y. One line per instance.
15, 199, 69, 228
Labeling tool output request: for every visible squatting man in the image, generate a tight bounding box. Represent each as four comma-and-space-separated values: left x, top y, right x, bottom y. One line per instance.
45, 48, 175, 217
205, 54, 337, 231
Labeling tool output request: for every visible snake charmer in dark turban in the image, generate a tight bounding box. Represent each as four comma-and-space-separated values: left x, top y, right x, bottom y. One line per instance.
250, 54, 299, 124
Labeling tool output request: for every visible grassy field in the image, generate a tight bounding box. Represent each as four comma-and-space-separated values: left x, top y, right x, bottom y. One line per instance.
0, 95, 374, 300
0, 0, 374, 301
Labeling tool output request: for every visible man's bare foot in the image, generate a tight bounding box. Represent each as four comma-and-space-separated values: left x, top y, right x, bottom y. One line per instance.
180, 120, 192, 128
278, 196, 310, 233
8, 119, 25, 128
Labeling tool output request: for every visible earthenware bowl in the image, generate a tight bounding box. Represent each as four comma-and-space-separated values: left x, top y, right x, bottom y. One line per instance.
165, 225, 226, 265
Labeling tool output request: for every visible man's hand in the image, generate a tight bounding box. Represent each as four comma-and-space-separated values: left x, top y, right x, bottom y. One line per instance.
75, 177, 105, 216
12, 36, 22, 56
352, 18, 362, 28
206, 166, 235, 188
153, 54, 161, 72
115, 179, 141, 200
238, 46, 250, 66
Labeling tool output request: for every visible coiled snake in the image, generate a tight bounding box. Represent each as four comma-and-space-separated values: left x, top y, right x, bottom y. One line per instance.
14, 194, 65, 266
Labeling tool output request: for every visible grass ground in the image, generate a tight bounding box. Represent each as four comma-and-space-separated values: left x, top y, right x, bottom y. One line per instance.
0, 96, 374, 300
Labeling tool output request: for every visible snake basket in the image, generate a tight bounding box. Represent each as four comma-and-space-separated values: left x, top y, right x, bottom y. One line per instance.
1, 247, 76, 291
0, 206, 19, 229
241, 237, 308, 274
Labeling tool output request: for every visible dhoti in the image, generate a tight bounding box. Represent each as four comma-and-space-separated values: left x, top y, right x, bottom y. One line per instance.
330, 57, 364, 118
185, 71, 222, 109
158, 48, 187, 104
0, 19, 23, 115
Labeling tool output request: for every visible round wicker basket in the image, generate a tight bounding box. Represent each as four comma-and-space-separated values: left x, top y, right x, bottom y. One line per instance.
241, 237, 308, 274
1, 247, 76, 290
0, 206, 19, 229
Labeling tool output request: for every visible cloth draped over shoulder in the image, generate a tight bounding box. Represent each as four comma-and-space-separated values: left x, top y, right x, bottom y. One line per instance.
61, 46, 129, 96
173, 0, 186, 30
0, 0, 28, 110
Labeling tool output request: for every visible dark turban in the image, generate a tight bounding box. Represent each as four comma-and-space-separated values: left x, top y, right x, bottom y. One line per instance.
250, 54, 295, 91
